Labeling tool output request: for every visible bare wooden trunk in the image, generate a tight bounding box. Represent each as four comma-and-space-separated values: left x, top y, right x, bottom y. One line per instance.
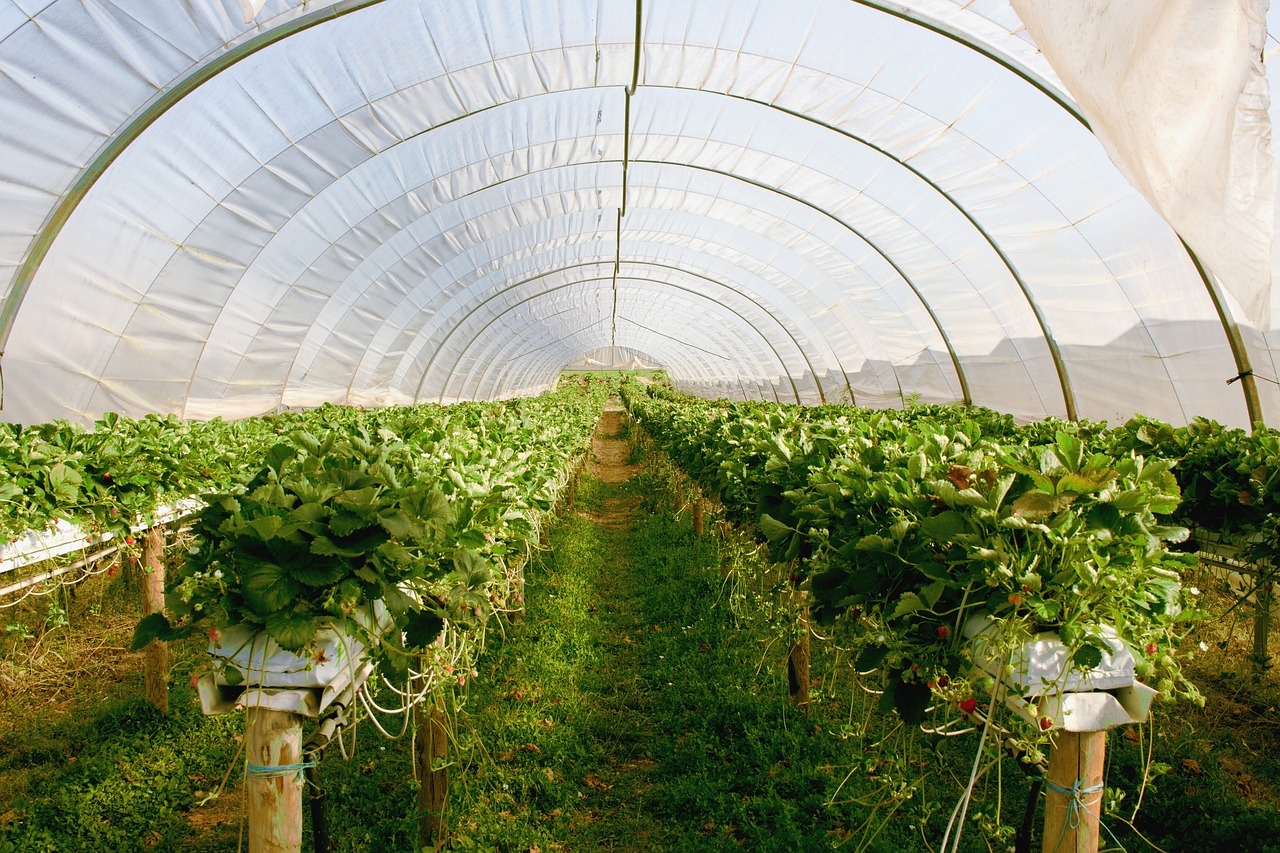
140, 526, 169, 713
1042, 729, 1106, 853
416, 695, 449, 848
692, 497, 704, 535
247, 709, 304, 853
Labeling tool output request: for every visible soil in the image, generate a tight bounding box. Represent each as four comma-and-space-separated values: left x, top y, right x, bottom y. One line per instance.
586, 405, 641, 529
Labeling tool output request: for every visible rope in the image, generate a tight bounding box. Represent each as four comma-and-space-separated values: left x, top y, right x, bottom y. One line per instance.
245, 760, 315, 780
1045, 777, 1127, 853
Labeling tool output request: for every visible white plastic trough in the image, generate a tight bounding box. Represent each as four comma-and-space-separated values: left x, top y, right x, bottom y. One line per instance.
964, 616, 1158, 732
197, 606, 386, 719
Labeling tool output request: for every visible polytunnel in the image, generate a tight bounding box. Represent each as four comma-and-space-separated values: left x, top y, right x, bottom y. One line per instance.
0, 0, 1277, 428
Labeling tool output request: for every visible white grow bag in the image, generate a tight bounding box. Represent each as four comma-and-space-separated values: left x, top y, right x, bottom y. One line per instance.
964, 616, 1158, 732
197, 606, 386, 718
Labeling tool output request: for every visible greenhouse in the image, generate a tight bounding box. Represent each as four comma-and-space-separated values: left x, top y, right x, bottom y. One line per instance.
1, 1, 1279, 851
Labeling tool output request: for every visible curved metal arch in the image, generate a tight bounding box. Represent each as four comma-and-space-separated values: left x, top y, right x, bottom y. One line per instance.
2, 0, 1255, 423
451, 285, 760, 402
279, 141, 980, 409
0, 0, 1083, 354
35, 73, 1053, 418
418, 274, 802, 404
259, 158, 853, 406
630, 157, 972, 405
466, 284, 789, 402
253, 105, 986, 412
640, 85, 1075, 418
209, 89, 1037, 412
393, 257, 815, 404
477, 308, 768, 404
464, 295, 759, 402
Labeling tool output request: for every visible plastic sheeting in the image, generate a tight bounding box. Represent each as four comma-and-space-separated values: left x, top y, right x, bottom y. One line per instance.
0, 0, 1273, 428
1011, 0, 1275, 330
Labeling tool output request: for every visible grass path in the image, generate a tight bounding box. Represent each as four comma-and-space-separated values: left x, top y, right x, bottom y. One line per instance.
449, 410, 865, 851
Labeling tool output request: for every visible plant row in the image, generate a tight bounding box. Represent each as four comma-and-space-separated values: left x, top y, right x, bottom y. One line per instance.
621, 383, 1203, 727
128, 383, 610, 681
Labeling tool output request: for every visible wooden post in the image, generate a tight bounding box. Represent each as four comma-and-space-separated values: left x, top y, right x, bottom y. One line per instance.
510, 565, 525, 624
692, 497, 704, 536
1253, 583, 1273, 671
787, 621, 811, 712
416, 694, 449, 848
246, 708, 304, 853
140, 526, 169, 713
1042, 729, 1106, 853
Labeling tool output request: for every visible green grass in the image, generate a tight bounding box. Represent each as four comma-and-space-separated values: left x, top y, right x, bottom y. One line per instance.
0, 685, 244, 853
448, 470, 933, 851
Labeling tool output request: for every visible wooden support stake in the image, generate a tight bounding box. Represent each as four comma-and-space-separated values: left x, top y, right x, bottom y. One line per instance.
416, 694, 449, 848
1042, 729, 1106, 853
692, 497, 704, 535
510, 565, 525, 624
1254, 584, 1273, 671
247, 709, 304, 853
140, 526, 169, 713
787, 621, 811, 713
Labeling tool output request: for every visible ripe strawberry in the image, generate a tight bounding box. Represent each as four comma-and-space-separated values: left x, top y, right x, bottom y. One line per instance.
1039, 716, 1054, 731
1145, 643, 1158, 656
958, 697, 978, 714
1007, 593, 1023, 606
937, 625, 951, 640
937, 675, 949, 688
124, 536, 135, 545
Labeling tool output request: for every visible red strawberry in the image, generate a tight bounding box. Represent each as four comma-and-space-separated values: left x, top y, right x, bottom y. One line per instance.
937, 625, 951, 640
1145, 643, 1158, 656
1039, 716, 1054, 731
937, 676, 949, 688
124, 536, 134, 545
1007, 593, 1023, 606
958, 697, 978, 714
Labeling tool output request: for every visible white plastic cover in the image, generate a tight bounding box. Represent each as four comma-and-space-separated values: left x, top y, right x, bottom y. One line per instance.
1012, 0, 1275, 329
0, 0, 1272, 428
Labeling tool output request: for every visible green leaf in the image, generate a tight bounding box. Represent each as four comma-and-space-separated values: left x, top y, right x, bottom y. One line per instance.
377, 509, 417, 540
246, 515, 284, 541
758, 513, 796, 544
856, 645, 889, 672
328, 511, 372, 538
222, 666, 244, 686
288, 558, 349, 588
130, 613, 190, 651
1072, 644, 1104, 670
919, 510, 965, 542
241, 559, 303, 613
920, 580, 947, 609
334, 487, 381, 514
888, 592, 925, 621
311, 535, 371, 558
1011, 491, 1073, 518
893, 678, 932, 725
265, 609, 318, 652
404, 609, 444, 648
